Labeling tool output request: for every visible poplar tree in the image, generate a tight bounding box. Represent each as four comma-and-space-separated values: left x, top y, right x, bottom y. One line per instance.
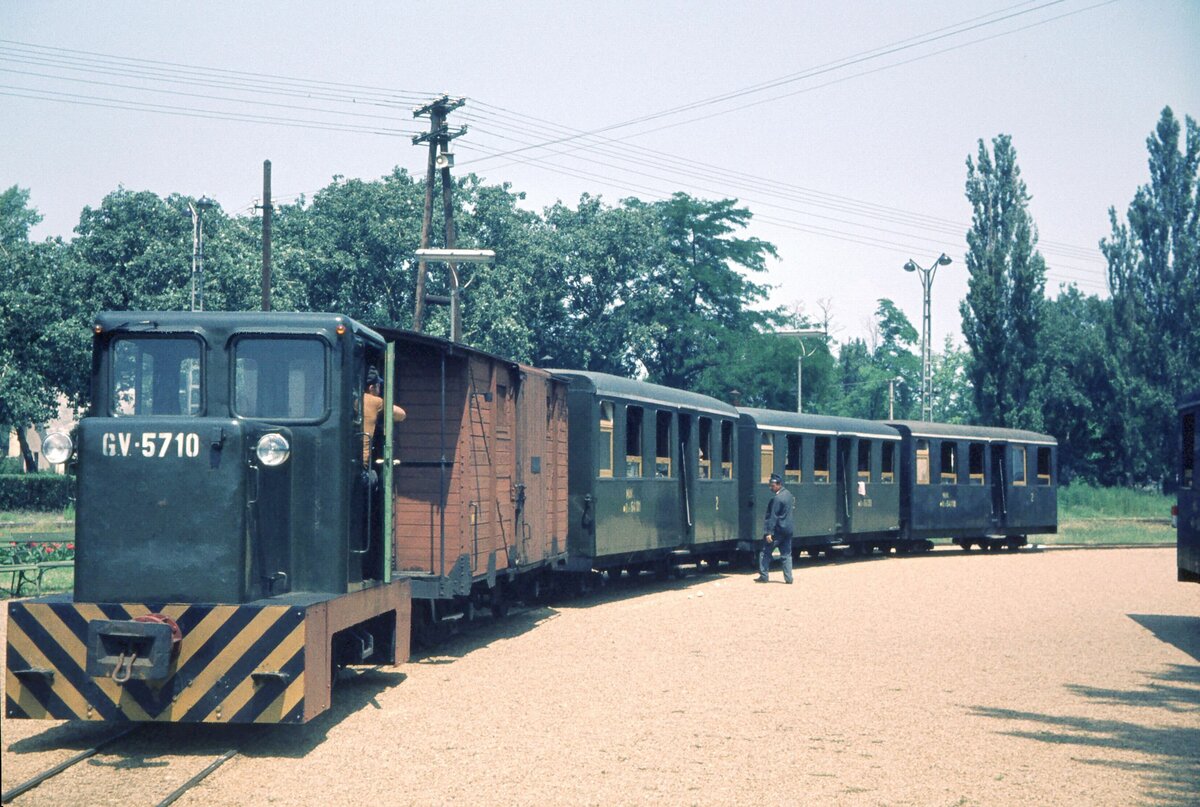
960, 134, 1047, 430
1101, 106, 1200, 487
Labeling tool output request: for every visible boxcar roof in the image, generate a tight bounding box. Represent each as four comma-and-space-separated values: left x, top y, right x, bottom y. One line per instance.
547, 370, 738, 418
96, 310, 385, 345
887, 420, 1057, 446
738, 408, 901, 440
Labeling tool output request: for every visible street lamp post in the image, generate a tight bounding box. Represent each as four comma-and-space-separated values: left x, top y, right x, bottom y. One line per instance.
776, 329, 825, 414
187, 196, 216, 311
414, 248, 496, 343
903, 253, 952, 422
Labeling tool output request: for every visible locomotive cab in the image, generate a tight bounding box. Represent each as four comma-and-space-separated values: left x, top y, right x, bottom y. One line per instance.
74, 312, 390, 603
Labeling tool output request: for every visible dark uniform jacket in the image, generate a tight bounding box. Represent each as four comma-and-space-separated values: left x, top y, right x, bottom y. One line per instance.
763, 486, 796, 538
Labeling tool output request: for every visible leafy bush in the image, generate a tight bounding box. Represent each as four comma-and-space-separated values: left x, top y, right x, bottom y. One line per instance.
0, 474, 74, 511
0, 457, 23, 474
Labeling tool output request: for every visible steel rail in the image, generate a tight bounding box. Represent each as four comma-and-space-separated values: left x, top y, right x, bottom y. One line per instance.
0, 726, 140, 802
154, 748, 240, 807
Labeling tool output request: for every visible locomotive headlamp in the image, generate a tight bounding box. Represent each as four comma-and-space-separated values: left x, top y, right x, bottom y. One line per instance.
42, 432, 74, 465
255, 433, 290, 467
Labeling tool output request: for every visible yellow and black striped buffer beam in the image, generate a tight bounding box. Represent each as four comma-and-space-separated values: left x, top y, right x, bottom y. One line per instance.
6, 599, 309, 724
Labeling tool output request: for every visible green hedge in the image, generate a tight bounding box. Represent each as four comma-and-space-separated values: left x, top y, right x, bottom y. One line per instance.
0, 474, 75, 511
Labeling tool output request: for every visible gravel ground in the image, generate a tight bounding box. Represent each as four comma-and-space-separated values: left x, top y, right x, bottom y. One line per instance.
3, 546, 1198, 806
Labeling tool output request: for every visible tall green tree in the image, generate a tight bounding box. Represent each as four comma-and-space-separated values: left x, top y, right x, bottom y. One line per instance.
0, 187, 72, 469
1100, 106, 1200, 487
634, 194, 779, 391
960, 134, 1048, 430
1037, 287, 1110, 484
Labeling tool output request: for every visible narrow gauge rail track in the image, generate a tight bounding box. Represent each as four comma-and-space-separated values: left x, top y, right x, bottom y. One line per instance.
1, 726, 241, 806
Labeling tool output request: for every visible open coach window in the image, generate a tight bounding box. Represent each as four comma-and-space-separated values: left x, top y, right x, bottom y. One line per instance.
111, 336, 202, 416
234, 337, 327, 419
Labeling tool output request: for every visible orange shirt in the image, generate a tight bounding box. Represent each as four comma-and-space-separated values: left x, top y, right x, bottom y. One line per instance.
363, 393, 406, 465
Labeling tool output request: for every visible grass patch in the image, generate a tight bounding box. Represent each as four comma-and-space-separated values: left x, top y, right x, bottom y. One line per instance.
1059, 482, 1171, 520
1044, 519, 1174, 546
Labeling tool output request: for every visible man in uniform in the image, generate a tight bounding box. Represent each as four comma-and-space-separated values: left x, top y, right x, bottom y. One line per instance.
756, 473, 796, 584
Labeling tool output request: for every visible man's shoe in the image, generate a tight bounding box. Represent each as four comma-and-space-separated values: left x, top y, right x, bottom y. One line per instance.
785, 580, 793, 585
754, 576, 769, 583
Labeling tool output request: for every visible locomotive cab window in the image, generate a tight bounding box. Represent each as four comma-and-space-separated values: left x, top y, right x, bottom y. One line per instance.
857, 439, 872, 482
760, 432, 775, 483
625, 405, 644, 478
916, 439, 931, 485
940, 442, 958, 484
881, 442, 895, 484
655, 410, 673, 478
598, 401, 614, 478
1012, 446, 1027, 486
111, 336, 203, 417
234, 337, 326, 420
1185, 412, 1196, 488
813, 436, 830, 484
785, 434, 802, 484
698, 417, 713, 480
968, 442, 985, 485
720, 420, 734, 479
1036, 447, 1052, 485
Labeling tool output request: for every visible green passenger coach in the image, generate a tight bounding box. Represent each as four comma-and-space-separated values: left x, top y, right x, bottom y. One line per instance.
553, 371, 740, 575
736, 410, 902, 557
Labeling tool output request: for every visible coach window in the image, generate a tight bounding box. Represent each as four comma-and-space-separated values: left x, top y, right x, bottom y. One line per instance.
1184, 412, 1196, 488
1036, 447, 1052, 485
625, 405, 644, 477
234, 337, 325, 419
785, 434, 802, 484
916, 439, 931, 485
598, 401, 614, 478
720, 421, 734, 479
940, 441, 958, 484
881, 442, 895, 483
698, 417, 713, 480
760, 433, 775, 483
813, 436, 831, 484
857, 439, 872, 482
655, 410, 673, 478
968, 442, 985, 485
1012, 446, 1027, 486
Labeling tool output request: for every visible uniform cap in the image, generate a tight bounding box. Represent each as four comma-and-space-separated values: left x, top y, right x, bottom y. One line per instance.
768, 473, 782, 484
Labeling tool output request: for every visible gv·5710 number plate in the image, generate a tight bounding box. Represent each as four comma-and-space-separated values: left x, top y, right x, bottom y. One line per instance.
101, 432, 202, 458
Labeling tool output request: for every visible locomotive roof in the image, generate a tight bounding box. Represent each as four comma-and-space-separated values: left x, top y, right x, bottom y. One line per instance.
887, 420, 1057, 446
548, 370, 738, 418
738, 408, 901, 440
95, 310, 385, 344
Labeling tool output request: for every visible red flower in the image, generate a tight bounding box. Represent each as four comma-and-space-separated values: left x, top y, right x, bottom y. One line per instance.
67, 543, 75, 550
44, 545, 54, 553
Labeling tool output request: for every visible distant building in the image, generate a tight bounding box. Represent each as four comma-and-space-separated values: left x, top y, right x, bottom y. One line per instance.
5, 396, 78, 474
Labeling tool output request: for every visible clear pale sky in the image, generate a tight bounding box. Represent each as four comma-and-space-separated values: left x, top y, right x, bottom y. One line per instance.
2, 0, 1197, 347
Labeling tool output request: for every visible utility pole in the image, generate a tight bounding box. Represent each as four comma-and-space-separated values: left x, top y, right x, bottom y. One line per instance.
903, 253, 952, 421
412, 96, 467, 333
187, 196, 215, 311
260, 160, 272, 311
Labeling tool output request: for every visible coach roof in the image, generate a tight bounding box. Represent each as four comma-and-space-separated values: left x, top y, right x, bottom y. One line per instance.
887, 420, 1057, 446
739, 408, 901, 440
549, 370, 738, 418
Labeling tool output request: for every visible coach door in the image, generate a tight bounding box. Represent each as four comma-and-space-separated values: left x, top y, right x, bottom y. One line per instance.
989, 442, 1007, 526
836, 437, 853, 533
678, 412, 694, 540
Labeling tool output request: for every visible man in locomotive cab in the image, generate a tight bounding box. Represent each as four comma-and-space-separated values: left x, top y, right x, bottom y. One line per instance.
363, 366, 406, 471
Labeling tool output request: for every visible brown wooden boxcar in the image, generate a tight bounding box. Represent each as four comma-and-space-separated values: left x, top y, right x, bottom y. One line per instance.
376, 329, 569, 615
